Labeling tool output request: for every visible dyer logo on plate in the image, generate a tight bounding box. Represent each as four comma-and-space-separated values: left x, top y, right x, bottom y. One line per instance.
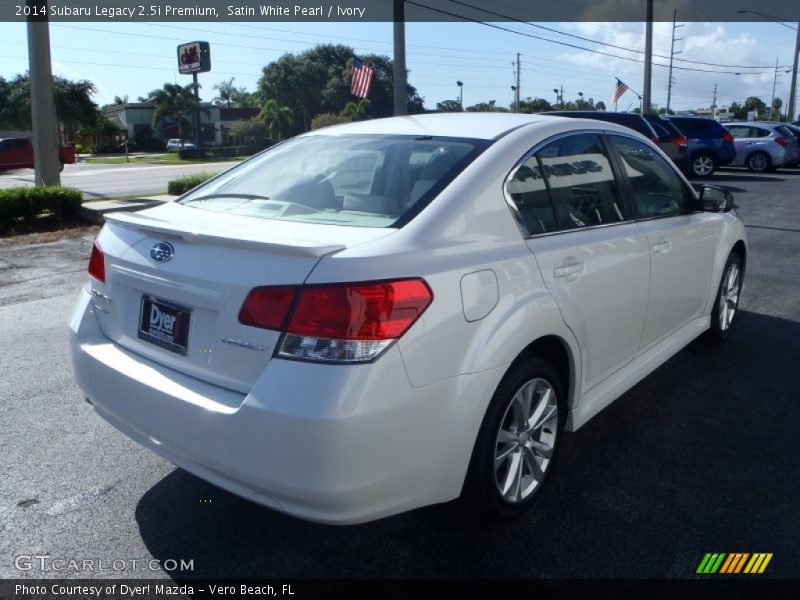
150, 242, 175, 263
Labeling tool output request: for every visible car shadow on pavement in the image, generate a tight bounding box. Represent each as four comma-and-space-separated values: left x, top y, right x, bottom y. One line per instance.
135, 310, 800, 579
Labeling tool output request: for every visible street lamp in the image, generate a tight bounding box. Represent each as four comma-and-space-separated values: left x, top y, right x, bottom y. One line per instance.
578, 91, 584, 107
553, 88, 560, 108
738, 10, 800, 121
511, 85, 518, 112
456, 80, 463, 110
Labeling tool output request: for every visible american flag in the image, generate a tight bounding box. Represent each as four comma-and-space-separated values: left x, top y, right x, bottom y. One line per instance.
350, 58, 375, 99
612, 78, 629, 104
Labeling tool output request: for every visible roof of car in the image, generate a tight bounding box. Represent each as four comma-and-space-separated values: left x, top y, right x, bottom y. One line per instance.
303, 112, 566, 141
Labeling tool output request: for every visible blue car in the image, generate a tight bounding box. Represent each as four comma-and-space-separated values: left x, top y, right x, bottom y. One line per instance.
664, 116, 736, 178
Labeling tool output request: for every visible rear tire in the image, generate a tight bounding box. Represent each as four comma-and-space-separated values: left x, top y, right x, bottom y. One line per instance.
462, 356, 565, 520
691, 152, 717, 178
708, 252, 743, 339
746, 151, 771, 173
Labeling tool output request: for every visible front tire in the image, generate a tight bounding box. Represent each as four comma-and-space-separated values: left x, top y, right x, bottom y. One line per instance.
709, 253, 743, 339
463, 356, 565, 519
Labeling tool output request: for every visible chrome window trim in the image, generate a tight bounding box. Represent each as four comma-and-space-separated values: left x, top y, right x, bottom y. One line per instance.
502, 128, 634, 240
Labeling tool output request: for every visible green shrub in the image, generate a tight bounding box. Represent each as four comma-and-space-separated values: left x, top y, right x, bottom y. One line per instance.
167, 172, 215, 196
311, 112, 351, 130
0, 186, 83, 232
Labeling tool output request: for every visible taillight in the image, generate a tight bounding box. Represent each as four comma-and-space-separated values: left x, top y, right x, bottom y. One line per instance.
722, 132, 734, 142
671, 135, 688, 147
239, 279, 433, 363
88, 239, 105, 282
775, 136, 789, 146
238, 286, 298, 330
650, 136, 660, 145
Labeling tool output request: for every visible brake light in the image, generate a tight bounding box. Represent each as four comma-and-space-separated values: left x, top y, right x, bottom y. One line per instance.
722, 132, 734, 142
238, 286, 298, 330
88, 239, 105, 282
239, 279, 433, 362
671, 135, 688, 147
775, 136, 789, 146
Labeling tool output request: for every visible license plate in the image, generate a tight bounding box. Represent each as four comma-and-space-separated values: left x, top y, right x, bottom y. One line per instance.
138, 295, 191, 355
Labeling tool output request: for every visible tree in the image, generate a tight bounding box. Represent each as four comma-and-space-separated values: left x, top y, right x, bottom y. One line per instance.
151, 83, 208, 145
595, 101, 607, 111
772, 97, 783, 117
518, 97, 553, 113
229, 117, 268, 144
213, 77, 244, 108
465, 100, 508, 112
258, 44, 424, 133
311, 112, 351, 130
342, 98, 371, 120
113, 95, 128, 105
0, 73, 99, 136
260, 99, 294, 140
743, 96, 767, 118
436, 100, 463, 112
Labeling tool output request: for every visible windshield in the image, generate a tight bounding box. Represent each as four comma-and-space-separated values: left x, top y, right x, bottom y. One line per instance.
179, 134, 489, 228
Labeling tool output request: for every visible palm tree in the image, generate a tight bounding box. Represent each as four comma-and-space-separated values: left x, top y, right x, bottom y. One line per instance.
151, 83, 208, 146
342, 99, 371, 121
213, 77, 237, 108
260, 99, 294, 140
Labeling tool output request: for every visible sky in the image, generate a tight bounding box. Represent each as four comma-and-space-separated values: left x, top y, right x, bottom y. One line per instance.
1, 19, 798, 116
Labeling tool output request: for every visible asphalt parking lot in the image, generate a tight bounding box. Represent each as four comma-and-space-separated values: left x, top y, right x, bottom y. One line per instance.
1, 166, 798, 581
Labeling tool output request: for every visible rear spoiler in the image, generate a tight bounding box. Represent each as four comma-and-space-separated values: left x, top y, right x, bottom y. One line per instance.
104, 210, 346, 258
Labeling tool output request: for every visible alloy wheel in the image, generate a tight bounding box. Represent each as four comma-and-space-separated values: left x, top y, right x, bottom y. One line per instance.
748, 153, 769, 172
693, 155, 714, 176
494, 378, 558, 503
718, 262, 740, 331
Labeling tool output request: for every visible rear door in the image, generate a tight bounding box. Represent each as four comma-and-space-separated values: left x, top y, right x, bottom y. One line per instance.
508, 132, 651, 389
608, 134, 722, 350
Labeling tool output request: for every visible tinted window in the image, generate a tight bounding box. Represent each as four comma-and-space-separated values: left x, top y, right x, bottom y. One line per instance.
612, 135, 696, 218
669, 117, 727, 136
547, 112, 654, 138
180, 135, 488, 228
507, 133, 626, 234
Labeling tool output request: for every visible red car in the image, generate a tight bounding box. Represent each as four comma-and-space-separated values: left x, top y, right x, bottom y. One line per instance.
0, 137, 76, 171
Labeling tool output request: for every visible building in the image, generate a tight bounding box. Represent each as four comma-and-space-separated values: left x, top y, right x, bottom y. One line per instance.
102, 103, 260, 146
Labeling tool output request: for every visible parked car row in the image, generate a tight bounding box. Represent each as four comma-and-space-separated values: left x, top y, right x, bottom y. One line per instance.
543, 111, 800, 177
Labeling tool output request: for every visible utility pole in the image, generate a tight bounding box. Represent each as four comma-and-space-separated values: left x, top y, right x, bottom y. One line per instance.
514, 53, 521, 113
643, 0, 653, 114
392, 0, 407, 116
666, 9, 684, 114
712, 84, 718, 119
770, 58, 779, 119
26, 0, 60, 187
789, 24, 800, 121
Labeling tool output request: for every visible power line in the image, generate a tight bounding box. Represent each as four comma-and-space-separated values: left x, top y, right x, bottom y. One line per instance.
448, 0, 788, 70
406, 0, 786, 75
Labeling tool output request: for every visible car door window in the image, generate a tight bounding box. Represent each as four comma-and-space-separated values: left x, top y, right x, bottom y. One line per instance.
612, 135, 696, 219
507, 133, 625, 235
727, 126, 749, 139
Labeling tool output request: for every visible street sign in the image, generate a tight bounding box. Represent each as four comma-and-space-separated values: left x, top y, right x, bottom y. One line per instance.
177, 41, 211, 74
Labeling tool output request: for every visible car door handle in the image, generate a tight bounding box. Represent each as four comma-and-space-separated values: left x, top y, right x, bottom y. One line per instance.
553, 258, 584, 278
652, 238, 671, 253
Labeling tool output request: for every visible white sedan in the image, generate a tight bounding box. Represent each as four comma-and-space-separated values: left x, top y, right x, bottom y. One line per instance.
71, 114, 747, 524
165, 139, 196, 152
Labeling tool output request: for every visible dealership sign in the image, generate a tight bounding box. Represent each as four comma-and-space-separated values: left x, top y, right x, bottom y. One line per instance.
177, 41, 211, 74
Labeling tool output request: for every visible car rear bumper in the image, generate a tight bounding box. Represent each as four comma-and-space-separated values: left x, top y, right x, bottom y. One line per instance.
70, 287, 503, 524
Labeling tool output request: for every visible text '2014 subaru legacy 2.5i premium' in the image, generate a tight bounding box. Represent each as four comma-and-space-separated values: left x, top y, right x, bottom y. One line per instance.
71, 114, 747, 524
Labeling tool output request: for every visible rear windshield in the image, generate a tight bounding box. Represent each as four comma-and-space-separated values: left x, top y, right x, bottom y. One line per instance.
669, 118, 726, 135
179, 134, 489, 228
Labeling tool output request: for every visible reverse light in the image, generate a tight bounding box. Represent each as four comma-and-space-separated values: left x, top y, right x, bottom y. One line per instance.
239, 279, 433, 363
88, 239, 105, 282
775, 136, 789, 146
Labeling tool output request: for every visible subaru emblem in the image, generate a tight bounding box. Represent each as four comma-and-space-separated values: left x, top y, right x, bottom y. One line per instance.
150, 242, 175, 263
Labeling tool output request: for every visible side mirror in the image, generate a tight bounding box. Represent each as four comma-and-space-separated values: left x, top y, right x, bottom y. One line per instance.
700, 185, 734, 212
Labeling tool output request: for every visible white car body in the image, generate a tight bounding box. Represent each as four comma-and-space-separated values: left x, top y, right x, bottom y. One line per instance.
71, 114, 747, 524
165, 139, 196, 152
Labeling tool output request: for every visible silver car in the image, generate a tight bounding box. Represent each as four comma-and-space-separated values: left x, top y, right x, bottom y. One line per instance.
726, 122, 799, 172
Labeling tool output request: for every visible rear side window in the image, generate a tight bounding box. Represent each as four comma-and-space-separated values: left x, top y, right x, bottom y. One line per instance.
611, 135, 696, 218
507, 133, 626, 235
